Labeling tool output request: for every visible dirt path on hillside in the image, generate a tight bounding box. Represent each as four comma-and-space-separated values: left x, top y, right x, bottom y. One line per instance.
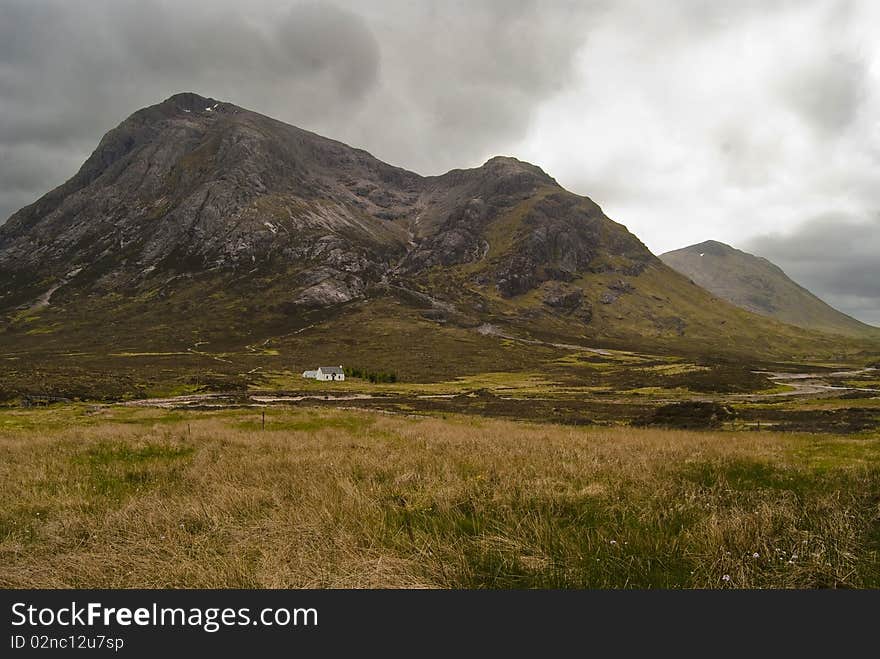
475, 323, 612, 355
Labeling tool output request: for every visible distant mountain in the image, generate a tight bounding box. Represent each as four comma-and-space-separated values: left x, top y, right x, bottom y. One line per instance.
0, 93, 870, 370
661, 240, 877, 337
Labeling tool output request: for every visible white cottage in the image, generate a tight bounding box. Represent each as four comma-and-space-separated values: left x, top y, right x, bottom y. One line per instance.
316, 366, 345, 381
303, 366, 345, 381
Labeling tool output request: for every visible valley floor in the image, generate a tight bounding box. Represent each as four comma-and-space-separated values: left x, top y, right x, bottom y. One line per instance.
1, 405, 878, 588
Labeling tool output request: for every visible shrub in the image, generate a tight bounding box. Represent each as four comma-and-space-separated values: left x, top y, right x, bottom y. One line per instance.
344, 367, 397, 384
634, 401, 736, 429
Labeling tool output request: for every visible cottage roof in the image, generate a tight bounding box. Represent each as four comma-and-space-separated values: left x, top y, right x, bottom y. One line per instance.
318, 366, 344, 374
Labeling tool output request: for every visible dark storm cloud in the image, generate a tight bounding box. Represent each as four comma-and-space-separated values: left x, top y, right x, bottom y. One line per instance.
745, 214, 880, 325
0, 0, 382, 221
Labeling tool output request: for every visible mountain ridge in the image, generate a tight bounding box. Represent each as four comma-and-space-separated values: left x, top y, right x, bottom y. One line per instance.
1, 92, 876, 371
0, 92, 651, 311
660, 240, 877, 337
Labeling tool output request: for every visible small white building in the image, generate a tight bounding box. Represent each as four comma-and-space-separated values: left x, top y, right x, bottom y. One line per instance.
317, 366, 345, 381
303, 366, 345, 381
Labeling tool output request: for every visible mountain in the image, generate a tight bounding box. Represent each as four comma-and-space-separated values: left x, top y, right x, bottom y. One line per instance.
0, 92, 643, 309
0, 93, 873, 389
660, 240, 877, 338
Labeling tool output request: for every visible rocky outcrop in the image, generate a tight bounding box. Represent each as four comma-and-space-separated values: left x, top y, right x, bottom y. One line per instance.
542, 286, 583, 312
599, 279, 637, 305
400, 199, 491, 271
292, 276, 365, 307
493, 194, 653, 299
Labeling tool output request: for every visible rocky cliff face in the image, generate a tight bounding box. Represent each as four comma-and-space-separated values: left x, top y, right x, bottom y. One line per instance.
0, 92, 657, 319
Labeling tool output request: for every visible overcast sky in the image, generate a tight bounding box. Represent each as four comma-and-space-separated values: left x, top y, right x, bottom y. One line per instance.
1, 0, 878, 323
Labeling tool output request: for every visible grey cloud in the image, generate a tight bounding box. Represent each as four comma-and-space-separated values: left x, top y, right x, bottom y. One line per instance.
344, 0, 602, 172
779, 51, 867, 135
0, 142, 90, 222
275, 3, 380, 98
744, 213, 880, 325
0, 0, 382, 221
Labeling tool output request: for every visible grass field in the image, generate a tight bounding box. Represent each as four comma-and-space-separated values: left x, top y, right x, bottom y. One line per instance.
2, 405, 878, 588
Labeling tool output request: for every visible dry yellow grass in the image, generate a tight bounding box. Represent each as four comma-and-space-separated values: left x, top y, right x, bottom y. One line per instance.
1, 406, 878, 588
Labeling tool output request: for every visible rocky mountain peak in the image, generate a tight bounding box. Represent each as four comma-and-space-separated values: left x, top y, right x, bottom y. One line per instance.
480, 156, 556, 183
161, 92, 222, 112
685, 240, 735, 256
464, 156, 558, 194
